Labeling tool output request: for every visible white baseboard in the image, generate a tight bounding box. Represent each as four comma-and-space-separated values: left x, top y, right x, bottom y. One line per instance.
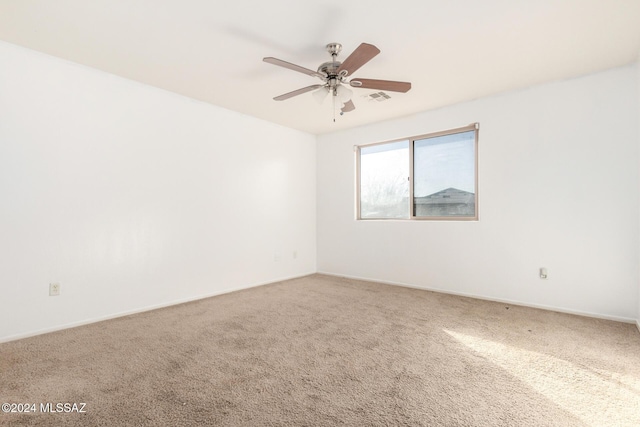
636, 320, 640, 334
0, 272, 315, 344
317, 271, 637, 325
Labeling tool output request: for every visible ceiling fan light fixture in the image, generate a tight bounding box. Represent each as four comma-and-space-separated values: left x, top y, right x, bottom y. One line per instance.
336, 85, 353, 103
312, 87, 330, 104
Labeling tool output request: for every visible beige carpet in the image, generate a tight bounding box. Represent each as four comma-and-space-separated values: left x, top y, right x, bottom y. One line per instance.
1, 274, 639, 426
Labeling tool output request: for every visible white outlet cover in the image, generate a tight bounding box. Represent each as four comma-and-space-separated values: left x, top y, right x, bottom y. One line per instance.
539, 268, 548, 279
49, 283, 60, 296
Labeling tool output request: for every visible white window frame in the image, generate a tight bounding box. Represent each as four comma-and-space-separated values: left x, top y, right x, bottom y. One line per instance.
355, 123, 479, 221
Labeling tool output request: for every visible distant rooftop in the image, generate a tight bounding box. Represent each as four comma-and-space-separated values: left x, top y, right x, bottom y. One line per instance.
415, 188, 474, 205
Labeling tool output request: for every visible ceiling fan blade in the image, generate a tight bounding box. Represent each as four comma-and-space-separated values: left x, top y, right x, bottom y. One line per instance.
337, 43, 380, 77
263, 57, 325, 79
350, 78, 411, 93
273, 84, 323, 101
341, 100, 356, 113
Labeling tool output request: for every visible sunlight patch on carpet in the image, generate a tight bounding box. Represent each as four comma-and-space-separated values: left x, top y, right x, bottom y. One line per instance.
443, 329, 640, 426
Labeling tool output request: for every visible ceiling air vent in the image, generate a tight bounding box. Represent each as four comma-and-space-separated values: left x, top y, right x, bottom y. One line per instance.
368, 91, 391, 101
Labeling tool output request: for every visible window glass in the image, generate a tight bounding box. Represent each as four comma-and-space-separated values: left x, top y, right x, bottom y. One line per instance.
413, 130, 476, 217
359, 140, 409, 219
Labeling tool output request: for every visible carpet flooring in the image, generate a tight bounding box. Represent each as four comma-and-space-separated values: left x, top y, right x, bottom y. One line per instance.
1, 274, 639, 426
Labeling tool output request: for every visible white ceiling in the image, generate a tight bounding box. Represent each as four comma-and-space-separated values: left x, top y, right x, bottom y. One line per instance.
1, 1, 639, 135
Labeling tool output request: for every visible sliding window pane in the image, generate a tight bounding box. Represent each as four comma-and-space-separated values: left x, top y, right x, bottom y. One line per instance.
359, 140, 409, 219
413, 130, 476, 218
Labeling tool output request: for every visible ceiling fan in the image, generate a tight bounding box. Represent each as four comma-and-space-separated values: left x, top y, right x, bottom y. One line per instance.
263, 42, 411, 116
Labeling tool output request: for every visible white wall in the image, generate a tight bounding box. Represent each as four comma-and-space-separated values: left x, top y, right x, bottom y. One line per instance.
0, 42, 317, 342
637, 58, 640, 329
317, 65, 639, 322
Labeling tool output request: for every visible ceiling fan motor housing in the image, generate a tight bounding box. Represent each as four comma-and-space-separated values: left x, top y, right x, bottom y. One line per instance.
317, 61, 341, 78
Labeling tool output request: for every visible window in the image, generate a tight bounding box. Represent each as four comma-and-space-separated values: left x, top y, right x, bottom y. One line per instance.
356, 123, 478, 220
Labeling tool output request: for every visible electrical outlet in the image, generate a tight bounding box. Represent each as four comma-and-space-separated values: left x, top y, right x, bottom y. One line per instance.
49, 283, 61, 296
539, 268, 548, 279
